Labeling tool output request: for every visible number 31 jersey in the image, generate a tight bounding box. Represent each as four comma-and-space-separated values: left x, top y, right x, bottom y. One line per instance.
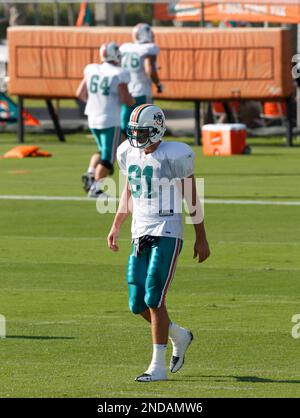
117, 140, 195, 240
84, 62, 130, 129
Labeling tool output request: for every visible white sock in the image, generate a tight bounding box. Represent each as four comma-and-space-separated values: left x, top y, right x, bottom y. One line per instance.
88, 167, 95, 175
169, 322, 187, 342
146, 344, 167, 374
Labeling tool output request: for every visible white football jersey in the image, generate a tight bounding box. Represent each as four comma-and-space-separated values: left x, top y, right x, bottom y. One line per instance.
119, 43, 159, 98
117, 140, 194, 240
84, 62, 130, 129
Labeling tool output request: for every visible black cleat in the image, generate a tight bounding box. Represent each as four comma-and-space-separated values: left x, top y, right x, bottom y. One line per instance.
135, 370, 167, 382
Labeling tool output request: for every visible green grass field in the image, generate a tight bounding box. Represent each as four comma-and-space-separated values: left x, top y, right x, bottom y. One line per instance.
0, 133, 300, 398
15, 98, 195, 111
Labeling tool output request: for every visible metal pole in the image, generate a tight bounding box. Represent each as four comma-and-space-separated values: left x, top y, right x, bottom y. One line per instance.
223, 102, 235, 123
285, 97, 293, 147
120, 3, 126, 26
46, 100, 66, 142
106, 3, 114, 26
297, 24, 300, 137
17, 96, 24, 143
67, 4, 75, 26
200, 2, 205, 28
33, 3, 39, 25
53, 1, 59, 26
194, 100, 201, 146
206, 102, 214, 124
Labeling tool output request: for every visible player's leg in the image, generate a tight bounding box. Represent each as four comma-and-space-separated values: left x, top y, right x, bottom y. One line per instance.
126, 243, 148, 315
82, 153, 100, 193
82, 129, 102, 193
150, 237, 193, 374
82, 128, 101, 193
127, 240, 170, 383
149, 305, 170, 345
94, 163, 110, 182
89, 153, 101, 172
140, 306, 193, 373
140, 309, 151, 322
135, 237, 183, 382
89, 127, 120, 197
87, 128, 105, 197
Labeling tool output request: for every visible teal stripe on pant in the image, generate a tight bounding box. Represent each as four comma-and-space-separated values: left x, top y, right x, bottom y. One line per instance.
126, 237, 183, 314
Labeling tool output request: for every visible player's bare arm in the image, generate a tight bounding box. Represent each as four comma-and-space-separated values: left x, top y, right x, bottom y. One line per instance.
76, 78, 88, 103
144, 55, 163, 92
107, 178, 132, 251
182, 174, 210, 263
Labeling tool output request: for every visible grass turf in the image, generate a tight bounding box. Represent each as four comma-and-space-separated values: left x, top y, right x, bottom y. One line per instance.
0, 133, 300, 397
10, 98, 195, 111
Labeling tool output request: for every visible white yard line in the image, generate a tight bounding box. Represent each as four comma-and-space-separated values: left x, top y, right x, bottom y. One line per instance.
1, 194, 300, 206
206, 199, 300, 206
0, 194, 115, 202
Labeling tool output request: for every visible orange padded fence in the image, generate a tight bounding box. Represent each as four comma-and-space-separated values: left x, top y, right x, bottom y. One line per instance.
8, 26, 293, 100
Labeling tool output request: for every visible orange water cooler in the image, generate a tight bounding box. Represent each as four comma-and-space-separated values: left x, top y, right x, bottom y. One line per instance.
202, 124, 249, 156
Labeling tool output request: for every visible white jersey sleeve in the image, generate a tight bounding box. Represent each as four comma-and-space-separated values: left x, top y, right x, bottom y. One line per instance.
171, 145, 194, 179
116, 139, 130, 175
162, 142, 195, 179
145, 43, 160, 57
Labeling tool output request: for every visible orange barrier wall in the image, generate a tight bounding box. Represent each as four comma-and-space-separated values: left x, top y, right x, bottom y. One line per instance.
8, 26, 293, 100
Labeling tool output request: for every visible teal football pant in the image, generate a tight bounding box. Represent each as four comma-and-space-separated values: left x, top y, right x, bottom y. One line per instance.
90, 126, 121, 164
126, 237, 183, 314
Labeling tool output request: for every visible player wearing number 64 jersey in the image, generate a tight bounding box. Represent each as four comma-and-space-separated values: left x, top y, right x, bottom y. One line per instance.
76, 42, 135, 198
107, 104, 210, 382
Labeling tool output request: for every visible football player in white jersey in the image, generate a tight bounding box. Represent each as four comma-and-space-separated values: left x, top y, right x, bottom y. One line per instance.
76, 42, 135, 197
119, 23, 163, 136
107, 104, 210, 382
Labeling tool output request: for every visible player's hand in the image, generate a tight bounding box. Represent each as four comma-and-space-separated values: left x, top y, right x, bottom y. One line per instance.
107, 226, 120, 252
193, 239, 210, 263
156, 83, 164, 93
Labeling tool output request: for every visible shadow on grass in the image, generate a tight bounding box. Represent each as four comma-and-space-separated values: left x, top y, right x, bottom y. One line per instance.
173, 375, 300, 384
246, 142, 300, 148
6, 335, 75, 340
232, 375, 300, 384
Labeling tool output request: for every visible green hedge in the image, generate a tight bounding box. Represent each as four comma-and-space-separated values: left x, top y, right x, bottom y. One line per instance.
0, 3, 167, 39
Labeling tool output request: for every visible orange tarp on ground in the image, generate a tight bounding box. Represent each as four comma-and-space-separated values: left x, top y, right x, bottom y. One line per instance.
3, 145, 52, 158
8, 26, 293, 101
